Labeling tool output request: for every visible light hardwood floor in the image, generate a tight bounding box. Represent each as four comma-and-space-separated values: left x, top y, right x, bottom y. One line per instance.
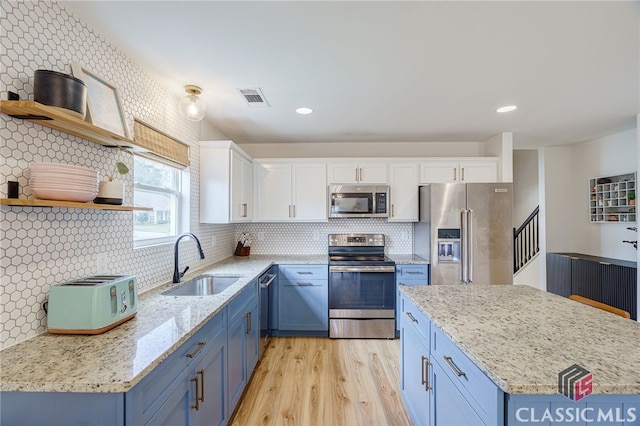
229, 337, 411, 426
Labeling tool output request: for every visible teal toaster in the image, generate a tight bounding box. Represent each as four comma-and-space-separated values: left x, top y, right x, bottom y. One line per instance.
47, 275, 138, 334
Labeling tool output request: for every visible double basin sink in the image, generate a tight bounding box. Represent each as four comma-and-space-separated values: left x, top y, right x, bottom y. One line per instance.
162, 275, 241, 296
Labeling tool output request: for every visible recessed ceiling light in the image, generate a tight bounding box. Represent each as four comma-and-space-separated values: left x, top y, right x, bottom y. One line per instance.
496, 105, 517, 113
296, 107, 313, 115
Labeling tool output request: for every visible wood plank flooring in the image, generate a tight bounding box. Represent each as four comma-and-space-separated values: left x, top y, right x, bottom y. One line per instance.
229, 337, 411, 426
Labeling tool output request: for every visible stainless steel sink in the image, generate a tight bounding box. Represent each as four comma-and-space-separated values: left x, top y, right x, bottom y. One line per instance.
162, 275, 240, 296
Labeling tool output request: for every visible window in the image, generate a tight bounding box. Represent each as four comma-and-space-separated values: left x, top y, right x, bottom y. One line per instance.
133, 156, 183, 246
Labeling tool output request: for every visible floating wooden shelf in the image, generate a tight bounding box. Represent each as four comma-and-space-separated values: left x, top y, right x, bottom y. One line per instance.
0, 100, 142, 149
0, 198, 152, 211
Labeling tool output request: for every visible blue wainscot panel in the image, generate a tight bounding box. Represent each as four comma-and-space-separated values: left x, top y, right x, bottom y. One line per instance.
507, 394, 640, 426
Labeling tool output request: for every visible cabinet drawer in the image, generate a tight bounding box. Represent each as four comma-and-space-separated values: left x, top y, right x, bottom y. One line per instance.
279, 264, 328, 281
228, 281, 257, 319
127, 310, 226, 423
432, 326, 501, 424
401, 295, 430, 343
396, 264, 429, 281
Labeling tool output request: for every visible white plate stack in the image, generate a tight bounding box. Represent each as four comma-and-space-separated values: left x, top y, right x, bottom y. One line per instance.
30, 162, 98, 202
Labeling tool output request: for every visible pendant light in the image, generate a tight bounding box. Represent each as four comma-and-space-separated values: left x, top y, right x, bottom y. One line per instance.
178, 85, 206, 121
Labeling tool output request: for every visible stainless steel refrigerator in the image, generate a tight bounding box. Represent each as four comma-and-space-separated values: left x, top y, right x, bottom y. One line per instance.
413, 183, 513, 285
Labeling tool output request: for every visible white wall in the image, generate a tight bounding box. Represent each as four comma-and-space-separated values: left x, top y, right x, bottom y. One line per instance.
238, 141, 486, 158
541, 129, 637, 261
541, 145, 574, 253
514, 255, 542, 290
570, 129, 637, 261
513, 150, 539, 226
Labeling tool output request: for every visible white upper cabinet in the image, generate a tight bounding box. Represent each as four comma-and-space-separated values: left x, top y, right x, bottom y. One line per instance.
328, 161, 388, 184
255, 160, 327, 222
200, 141, 253, 223
420, 159, 498, 184
389, 162, 419, 222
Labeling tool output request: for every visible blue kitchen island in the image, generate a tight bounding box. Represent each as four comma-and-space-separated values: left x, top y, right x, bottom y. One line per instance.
399, 284, 640, 426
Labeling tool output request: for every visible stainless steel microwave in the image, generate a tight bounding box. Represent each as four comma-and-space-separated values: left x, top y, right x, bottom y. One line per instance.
328, 185, 390, 218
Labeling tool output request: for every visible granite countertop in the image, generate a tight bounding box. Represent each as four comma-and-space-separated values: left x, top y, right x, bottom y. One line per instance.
390, 254, 429, 264
0, 254, 327, 393
400, 284, 640, 395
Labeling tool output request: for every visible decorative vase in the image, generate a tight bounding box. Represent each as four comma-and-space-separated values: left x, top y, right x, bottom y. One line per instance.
95, 180, 124, 205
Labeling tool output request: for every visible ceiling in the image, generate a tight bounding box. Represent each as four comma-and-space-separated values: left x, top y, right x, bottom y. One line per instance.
60, 1, 639, 148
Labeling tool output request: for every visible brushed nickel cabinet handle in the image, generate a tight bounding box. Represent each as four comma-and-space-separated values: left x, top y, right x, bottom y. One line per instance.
391, 204, 395, 217
461, 167, 465, 181
186, 341, 206, 358
453, 168, 457, 182
443, 356, 467, 378
296, 271, 313, 275
355, 168, 359, 182
191, 376, 200, 410
198, 369, 205, 402
292, 205, 296, 218
242, 203, 248, 217
406, 270, 422, 275
245, 312, 252, 334
421, 355, 432, 391
405, 311, 418, 324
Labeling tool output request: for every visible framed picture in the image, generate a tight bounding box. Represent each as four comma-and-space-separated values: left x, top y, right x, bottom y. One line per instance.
70, 61, 131, 139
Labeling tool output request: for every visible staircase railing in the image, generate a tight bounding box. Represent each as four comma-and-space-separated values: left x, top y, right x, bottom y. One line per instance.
514, 206, 539, 273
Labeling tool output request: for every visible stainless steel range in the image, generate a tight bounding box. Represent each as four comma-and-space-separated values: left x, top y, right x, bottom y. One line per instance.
328, 234, 396, 339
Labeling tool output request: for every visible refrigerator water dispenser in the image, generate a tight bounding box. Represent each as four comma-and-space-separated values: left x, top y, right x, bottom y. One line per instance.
437, 228, 460, 262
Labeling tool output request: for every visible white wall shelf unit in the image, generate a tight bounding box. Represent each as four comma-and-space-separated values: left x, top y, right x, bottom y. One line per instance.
589, 172, 636, 223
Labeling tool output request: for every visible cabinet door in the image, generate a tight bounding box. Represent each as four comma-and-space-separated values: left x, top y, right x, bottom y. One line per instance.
279, 280, 328, 331
245, 299, 260, 376
358, 162, 388, 184
432, 360, 485, 426
420, 161, 459, 183
389, 163, 419, 221
600, 263, 637, 320
571, 258, 602, 300
255, 162, 293, 221
231, 152, 252, 222
400, 316, 432, 426
227, 312, 247, 411
328, 162, 388, 184
328, 162, 359, 184
144, 375, 192, 426
192, 331, 227, 426
546, 253, 572, 297
292, 163, 327, 221
459, 160, 498, 183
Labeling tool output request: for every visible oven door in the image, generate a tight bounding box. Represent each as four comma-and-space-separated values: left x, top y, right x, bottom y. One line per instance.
328, 265, 395, 314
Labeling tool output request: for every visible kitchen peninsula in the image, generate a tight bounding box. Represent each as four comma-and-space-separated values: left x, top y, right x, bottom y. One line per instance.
399, 285, 640, 425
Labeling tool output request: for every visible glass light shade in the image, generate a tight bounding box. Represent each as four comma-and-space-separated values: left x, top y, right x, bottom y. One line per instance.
178, 93, 206, 121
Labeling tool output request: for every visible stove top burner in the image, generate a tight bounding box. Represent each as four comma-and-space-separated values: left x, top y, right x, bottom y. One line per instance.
328, 233, 395, 266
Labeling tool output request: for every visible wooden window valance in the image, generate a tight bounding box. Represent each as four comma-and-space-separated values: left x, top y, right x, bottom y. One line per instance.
133, 119, 190, 168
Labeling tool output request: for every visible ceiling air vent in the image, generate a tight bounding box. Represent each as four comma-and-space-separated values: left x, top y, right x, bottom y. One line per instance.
237, 88, 270, 108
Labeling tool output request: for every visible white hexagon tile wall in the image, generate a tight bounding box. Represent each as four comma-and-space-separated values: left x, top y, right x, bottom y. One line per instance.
0, 1, 235, 348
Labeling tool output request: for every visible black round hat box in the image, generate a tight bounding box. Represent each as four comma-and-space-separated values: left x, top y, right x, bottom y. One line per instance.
34, 70, 87, 119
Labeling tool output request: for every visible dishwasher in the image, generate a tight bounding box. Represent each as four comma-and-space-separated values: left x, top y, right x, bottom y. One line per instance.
258, 267, 277, 359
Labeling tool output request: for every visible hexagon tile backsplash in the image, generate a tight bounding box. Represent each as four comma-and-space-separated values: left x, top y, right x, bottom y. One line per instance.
0, 0, 233, 349
0, 1, 416, 350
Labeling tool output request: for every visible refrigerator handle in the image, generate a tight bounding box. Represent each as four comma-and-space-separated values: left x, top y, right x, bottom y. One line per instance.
468, 209, 474, 283
460, 209, 468, 283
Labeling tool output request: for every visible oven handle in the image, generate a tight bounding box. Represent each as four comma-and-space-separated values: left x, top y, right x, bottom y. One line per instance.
329, 265, 396, 273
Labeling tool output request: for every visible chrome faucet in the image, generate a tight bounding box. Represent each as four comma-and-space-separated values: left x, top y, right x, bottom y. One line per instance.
173, 233, 205, 283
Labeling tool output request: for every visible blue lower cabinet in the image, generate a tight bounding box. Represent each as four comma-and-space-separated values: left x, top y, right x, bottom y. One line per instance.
278, 265, 328, 333
432, 359, 486, 426
127, 309, 228, 426
227, 280, 259, 414
0, 392, 125, 426
400, 316, 432, 426
396, 264, 430, 335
